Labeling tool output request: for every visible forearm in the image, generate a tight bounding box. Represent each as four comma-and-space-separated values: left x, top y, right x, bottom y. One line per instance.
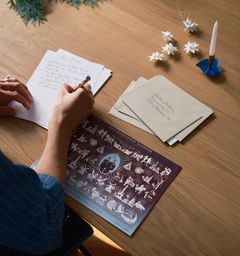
35, 118, 73, 186
34, 82, 94, 186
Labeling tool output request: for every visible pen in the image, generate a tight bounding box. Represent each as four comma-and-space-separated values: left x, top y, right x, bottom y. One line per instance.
75, 76, 91, 90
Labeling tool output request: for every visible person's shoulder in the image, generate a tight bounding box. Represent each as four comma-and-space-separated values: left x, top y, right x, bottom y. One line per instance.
0, 151, 13, 166
0, 151, 40, 184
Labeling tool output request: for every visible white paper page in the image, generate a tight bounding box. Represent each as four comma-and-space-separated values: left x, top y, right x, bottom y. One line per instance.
55, 50, 104, 87
11, 50, 104, 128
57, 49, 111, 95
92, 68, 112, 95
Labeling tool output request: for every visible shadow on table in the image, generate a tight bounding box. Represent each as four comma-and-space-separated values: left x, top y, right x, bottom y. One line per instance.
154, 61, 171, 71
208, 68, 226, 84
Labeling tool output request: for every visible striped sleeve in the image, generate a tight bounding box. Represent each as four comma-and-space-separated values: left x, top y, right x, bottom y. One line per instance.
0, 151, 65, 254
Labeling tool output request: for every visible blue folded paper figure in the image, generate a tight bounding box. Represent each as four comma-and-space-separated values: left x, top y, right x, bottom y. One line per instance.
196, 58, 221, 77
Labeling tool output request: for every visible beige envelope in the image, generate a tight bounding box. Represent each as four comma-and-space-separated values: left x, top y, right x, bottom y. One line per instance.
109, 105, 154, 134
109, 78, 154, 134
118, 77, 213, 143
121, 76, 209, 142
168, 110, 213, 142
116, 77, 147, 118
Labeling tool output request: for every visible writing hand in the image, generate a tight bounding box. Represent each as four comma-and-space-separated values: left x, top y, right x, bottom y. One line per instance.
49, 82, 94, 134
37, 82, 94, 185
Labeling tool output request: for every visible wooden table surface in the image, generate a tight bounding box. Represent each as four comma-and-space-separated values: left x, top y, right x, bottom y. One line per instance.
0, 1, 240, 256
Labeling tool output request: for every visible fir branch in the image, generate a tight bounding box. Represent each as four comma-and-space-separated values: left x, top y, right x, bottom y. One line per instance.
67, 0, 85, 7
67, 0, 101, 8
8, 0, 103, 25
8, 0, 47, 25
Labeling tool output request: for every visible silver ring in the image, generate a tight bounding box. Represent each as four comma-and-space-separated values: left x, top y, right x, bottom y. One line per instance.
4, 75, 11, 82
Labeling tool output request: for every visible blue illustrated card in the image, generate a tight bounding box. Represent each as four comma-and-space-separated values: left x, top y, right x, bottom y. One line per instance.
65, 115, 182, 236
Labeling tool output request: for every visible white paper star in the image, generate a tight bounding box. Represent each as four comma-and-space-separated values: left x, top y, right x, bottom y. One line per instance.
148, 52, 164, 62
161, 43, 178, 55
161, 31, 175, 42
183, 18, 198, 33
184, 41, 199, 54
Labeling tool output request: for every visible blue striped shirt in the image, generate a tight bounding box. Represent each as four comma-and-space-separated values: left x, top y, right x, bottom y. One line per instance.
0, 151, 65, 255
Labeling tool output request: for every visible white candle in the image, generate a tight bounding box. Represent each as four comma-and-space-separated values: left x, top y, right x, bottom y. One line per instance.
209, 20, 218, 56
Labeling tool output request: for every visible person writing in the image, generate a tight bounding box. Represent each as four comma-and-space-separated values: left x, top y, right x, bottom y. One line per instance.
0, 77, 94, 254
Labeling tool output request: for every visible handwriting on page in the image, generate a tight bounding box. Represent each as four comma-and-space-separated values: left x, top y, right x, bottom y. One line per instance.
148, 93, 174, 121
59, 55, 91, 84
36, 58, 90, 90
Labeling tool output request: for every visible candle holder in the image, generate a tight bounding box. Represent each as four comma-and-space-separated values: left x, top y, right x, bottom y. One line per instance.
196, 57, 221, 77
197, 20, 221, 77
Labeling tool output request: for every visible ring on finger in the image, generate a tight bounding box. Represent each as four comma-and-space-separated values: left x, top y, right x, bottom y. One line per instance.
4, 75, 11, 82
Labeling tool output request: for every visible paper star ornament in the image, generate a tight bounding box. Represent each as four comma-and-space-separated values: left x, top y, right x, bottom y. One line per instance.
162, 31, 175, 42
183, 18, 198, 33
162, 43, 178, 55
184, 41, 199, 54
148, 52, 164, 62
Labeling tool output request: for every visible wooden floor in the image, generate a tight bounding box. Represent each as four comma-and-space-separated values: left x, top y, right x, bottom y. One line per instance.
76, 226, 131, 256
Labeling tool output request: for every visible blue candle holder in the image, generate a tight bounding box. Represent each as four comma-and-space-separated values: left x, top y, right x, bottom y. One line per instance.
196, 58, 221, 77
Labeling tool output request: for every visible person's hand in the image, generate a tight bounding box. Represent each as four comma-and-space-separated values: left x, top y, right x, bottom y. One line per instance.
49, 83, 94, 134
0, 78, 33, 116
36, 83, 94, 185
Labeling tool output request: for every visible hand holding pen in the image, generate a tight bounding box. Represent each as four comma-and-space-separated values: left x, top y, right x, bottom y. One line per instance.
50, 75, 94, 132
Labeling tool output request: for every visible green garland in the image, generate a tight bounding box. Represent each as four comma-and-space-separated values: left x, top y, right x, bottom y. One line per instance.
8, 0, 102, 25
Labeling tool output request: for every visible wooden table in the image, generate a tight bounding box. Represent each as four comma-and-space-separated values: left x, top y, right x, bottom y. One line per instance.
0, 1, 240, 255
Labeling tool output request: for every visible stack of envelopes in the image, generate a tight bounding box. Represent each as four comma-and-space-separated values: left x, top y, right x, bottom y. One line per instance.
109, 76, 213, 145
